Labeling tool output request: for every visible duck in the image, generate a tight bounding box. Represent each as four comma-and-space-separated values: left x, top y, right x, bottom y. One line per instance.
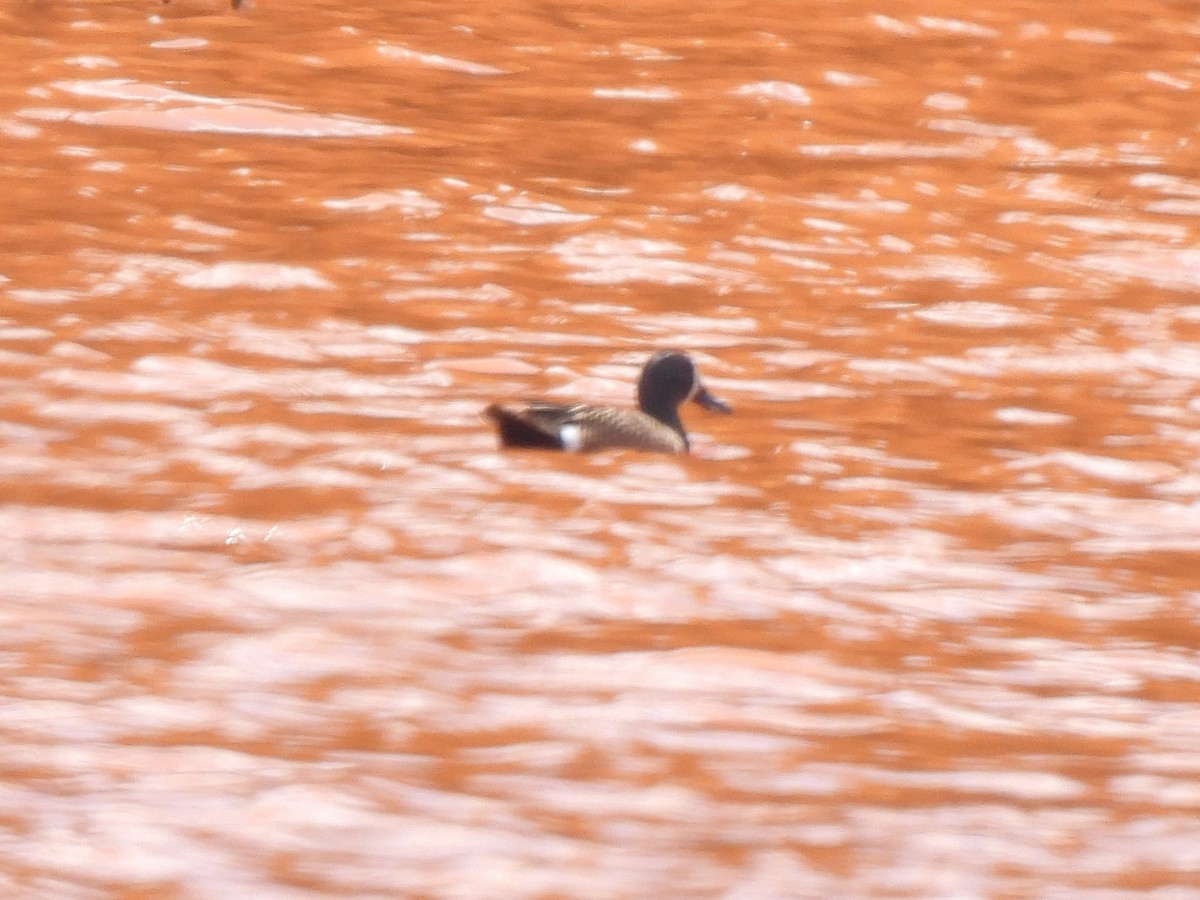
485, 350, 730, 454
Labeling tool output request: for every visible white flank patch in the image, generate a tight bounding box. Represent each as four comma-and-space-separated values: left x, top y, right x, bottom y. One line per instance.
559, 424, 584, 452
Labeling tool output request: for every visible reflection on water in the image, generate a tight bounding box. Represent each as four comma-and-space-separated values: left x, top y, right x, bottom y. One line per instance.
3, 0, 1200, 896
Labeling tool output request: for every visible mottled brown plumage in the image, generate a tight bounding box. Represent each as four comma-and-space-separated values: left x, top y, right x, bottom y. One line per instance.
485, 350, 730, 454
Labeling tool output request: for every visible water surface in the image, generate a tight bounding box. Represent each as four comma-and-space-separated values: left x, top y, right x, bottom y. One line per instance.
3, 1, 1200, 897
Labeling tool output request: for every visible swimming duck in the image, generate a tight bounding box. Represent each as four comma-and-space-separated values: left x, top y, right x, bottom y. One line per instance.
485, 350, 730, 453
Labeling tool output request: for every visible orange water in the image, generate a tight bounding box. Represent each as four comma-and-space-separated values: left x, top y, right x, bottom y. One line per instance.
3, 1, 1200, 897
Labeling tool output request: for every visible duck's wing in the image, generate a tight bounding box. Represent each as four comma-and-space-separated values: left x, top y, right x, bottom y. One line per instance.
485, 402, 577, 449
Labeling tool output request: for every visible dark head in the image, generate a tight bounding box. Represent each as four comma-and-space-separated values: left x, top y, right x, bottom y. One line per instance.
637, 350, 732, 418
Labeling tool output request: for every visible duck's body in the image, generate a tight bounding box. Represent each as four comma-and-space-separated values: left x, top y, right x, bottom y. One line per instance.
485, 350, 730, 454
486, 401, 692, 453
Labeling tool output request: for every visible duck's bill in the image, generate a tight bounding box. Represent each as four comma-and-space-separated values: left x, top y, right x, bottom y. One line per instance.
693, 384, 732, 414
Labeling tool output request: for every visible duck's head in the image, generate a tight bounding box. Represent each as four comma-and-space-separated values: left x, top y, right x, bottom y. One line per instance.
638, 350, 731, 415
